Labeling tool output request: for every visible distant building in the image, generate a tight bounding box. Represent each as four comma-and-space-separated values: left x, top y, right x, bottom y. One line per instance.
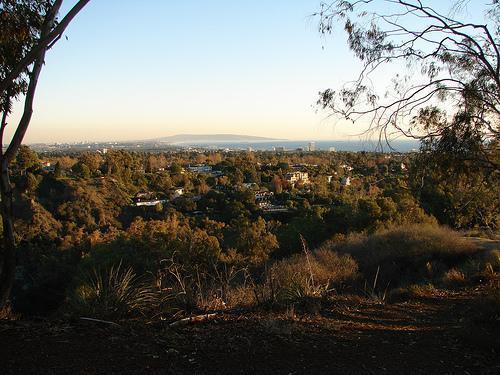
41, 161, 55, 173
329, 147, 336, 152
340, 164, 354, 172
284, 171, 309, 185
172, 188, 184, 199
274, 146, 285, 152
210, 170, 224, 177
255, 190, 274, 209
308, 142, 316, 152
135, 199, 166, 207
255, 190, 274, 202
341, 176, 351, 186
133, 192, 167, 207
187, 165, 213, 173
242, 183, 259, 190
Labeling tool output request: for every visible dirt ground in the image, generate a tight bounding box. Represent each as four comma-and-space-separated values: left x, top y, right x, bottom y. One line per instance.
1, 285, 498, 375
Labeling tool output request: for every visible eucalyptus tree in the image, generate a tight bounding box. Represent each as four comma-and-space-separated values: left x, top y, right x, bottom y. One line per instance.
315, 0, 499, 162
0, 0, 89, 309
315, 0, 499, 228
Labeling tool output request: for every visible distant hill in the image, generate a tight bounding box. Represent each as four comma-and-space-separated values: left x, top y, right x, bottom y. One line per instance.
150, 134, 283, 143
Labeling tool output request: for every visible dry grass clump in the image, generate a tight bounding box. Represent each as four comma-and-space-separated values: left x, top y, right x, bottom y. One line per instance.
442, 268, 467, 287
389, 283, 437, 301
484, 249, 500, 271
268, 248, 358, 303
0, 304, 20, 320
68, 264, 159, 321
225, 285, 257, 307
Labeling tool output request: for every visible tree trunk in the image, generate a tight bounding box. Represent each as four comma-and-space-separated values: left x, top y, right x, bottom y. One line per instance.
0, 159, 16, 309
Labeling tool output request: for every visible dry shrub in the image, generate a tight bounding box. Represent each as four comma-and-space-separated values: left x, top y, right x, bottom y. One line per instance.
225, 285, 257, 307
0, 304, 20, 320
458, 250, 499, 284
268, 249, 358, 303
390, 283, 437, 301
442, 268, 467, 287
485, 249, 500, 271
330, 224, 479, 287
341, 224, 477, 262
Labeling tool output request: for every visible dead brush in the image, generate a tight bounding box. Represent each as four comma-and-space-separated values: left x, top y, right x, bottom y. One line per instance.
268, 235, 358, 307
442, 268, 467, 287
361, 265, 391, 303
0, 304, 20, 320
158, 255, 249, 314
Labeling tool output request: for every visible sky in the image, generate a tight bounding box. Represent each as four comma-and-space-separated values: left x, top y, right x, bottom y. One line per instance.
5, 0, 491, 143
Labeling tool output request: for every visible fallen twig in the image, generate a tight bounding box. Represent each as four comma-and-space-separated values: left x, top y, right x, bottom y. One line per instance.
80, 317, 121, 327
169, 313, 218, 328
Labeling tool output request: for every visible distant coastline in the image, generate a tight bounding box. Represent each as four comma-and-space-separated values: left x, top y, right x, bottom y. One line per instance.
179, 140, 420, 152
147, 134, 284, 144
22, 138, 420, 153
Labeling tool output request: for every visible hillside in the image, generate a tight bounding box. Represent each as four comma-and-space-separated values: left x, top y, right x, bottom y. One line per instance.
150, 134, 282, 143
1, 284, 498, 374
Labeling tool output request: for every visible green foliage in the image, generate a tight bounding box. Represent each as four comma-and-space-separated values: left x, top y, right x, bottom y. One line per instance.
11, 145, 39, 175
12, 241, 77, 315
23, 172, 40, 193
225, 217, 278, 265
8, 148, 496, 317
53, 161, 62, 177
0, 1, 52, 104
72, 162, 91, 179
411, 135, 499, 229
316, 1, 499, 162
170, 163, 182, 174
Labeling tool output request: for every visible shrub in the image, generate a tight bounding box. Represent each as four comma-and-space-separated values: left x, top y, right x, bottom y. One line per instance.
442, 268, 467, 287
328, 224, 479, 288
268, 248, 358, 304
0, 304, 20, 320
68, 264, 159, 321
390, 283, 437, 301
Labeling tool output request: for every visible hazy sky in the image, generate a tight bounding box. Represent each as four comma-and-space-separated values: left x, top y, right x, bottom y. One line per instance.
5, 0, 490, 143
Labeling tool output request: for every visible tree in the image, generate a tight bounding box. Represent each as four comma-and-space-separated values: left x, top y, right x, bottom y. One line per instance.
72, 161, 91, 179
315, 0, 499, 166
11, 144, 39, 176
53, 161, 62, 177
225, 217, 279, 265
410, 136, 499, 228
0, 0, 89, 309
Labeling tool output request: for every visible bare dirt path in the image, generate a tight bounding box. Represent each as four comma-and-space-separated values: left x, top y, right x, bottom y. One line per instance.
464, 236, 500, 252
1, 286, 498, 374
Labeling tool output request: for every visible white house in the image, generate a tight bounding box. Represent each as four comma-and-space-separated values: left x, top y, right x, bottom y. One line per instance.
172, 188, 184, 199
187, 165, 213, 173
341, 177, 351, 186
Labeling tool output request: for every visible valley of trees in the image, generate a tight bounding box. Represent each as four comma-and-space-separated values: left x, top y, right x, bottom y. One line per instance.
3, 146, 497, 316
0, 1, 498, 373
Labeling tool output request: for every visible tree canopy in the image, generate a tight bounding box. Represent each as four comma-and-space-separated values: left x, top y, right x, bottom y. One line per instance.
315, 0, 499, 167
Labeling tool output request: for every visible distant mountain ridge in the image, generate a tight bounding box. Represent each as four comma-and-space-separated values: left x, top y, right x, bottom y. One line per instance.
151, 134, 283, 143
